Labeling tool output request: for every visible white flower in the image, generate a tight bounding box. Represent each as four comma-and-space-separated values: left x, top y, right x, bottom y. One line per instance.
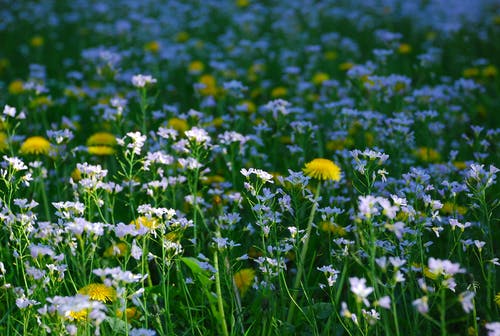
349, 277, 373, 306
132, 74, 157, 88
412, 296, 429, 314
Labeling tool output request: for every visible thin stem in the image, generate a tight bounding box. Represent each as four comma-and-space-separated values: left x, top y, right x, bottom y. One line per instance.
286, 183, 321, 324
214, 250, 229, 336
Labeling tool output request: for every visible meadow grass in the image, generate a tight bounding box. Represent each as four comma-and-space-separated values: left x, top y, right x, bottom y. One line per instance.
0, 1, 499, 335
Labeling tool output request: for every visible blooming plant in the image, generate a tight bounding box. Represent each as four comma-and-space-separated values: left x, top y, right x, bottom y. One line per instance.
0, 1, 499, 336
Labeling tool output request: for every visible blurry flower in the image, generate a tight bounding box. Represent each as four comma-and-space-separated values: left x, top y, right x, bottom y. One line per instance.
30, 35, 44, 48
271, 86, 287, 98
132, 74, 157, 88
132, 216, 160, 230
175, 31, 190, 43
414, 147, 441, 163
312, 72, 330, 85
8, 80, 24, 95
319, 221, 346, 236
78, 283, 116, 303
168, 118, 189, 133
495, 292, 500, 307
197, 74, 218, 96
236, 0, 250, 7
130, 328, 157, 336
459, 291, 475, 313
0, 132, 7, 151
339, 62, 354, 71
349, 277, 373, 306
86, 132, 117, 156
29, 96, 53, 108
398, 43, 412, 54
103, 242, 128, 258
233, 268, 255, 296
116, 307, 140, 320
20, 136, 51, 156
303, 158, 341, 181
237, 100, 256, 114
482, 65, 498, 78
412, 296, 429, 314
188, 60, 204, 75
144, 40, 160, 53
463, 67, 480, 78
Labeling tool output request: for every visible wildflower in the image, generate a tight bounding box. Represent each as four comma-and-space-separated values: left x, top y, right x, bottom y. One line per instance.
414, 147, 441, 163
0, 132, 7, 151
398, 43, 412, 54
412, 296, 429, 314
175, 31, 190, 43
30, 35, 44, 47
168, 118, 189, 133
271, 86, 287, 98
303, 158, 341, 181
130, 328, 157, 336
349, 277, 373, 306
197, 74, 218, 96
312, 72, 330, 85
233, 268, 255, 296
78, 283, 116, 303
487, 322, 500, 336
8, 80, 24, 95
19, 136, 51, 156
103, 242, 128, 257
131, 74, 157, 88
188, 60, 204, 75
459, 291, 475, 313
144, 40, 160, 53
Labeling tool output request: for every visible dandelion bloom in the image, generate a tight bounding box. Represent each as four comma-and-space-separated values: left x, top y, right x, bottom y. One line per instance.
78, 283, 116, 303
19, 136, 51, 155
303, 158, 341, 181
0, 132, 7, 151
87, 132, 117, 156
233, 268, 255, 296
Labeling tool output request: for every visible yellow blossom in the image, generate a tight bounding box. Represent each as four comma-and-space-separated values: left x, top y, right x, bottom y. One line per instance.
168, 117, 189, 133
78, 283, 116, 303
482, 65, 498, 78
188, 60, 204, 75
132, 216, 160, 230
312, 72, 330, 85
339, 62, 354, 71
104, 242, 128, 257
319, 221, 347, 236
233, 268, 255, 296
414, 147, 441, 163
8, 80, 24, 95
398, 43, 412, 54
271, 86, 287, 98
20, 136, 51, 156
144, 40, 160, 53
30, 35, 44, 48
175, 31, 190, 43
463, 67, 480, 78
303, 158, 341, 181
0, 132, 7, 152
324, 50, 338, 61
198, 74, 218, 96
236, 0, 250, 7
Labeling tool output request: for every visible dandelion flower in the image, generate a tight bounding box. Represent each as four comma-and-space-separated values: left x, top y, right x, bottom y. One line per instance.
168, 118, 189, 133
132, 216, 159, 230
303, 158, 341, 181
103, 242, 128, 258
8, 80, 24, 95
0, 132, 7, 152
19, 136, 51, 155
87, 132, 117, 156
78, 283, 116, 303
234, 268, 255, 296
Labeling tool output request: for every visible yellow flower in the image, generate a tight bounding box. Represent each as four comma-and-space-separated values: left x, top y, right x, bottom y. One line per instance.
103, 242, 128, 257
168, 117, 189, 133
29, 96, 53, 108
495, 292, 500, 307
463, 67, 480, 78
116, 307, 140, 320
0, 58, 9, 74
414, 147, 441, 163
0, 132, 7, 152
398, 43, 412, 54
339, 62, 354, 71
482, 65, 498, 78
198, 74, 218, 96
312, 72, 329, 85
30, 35, 44, 48
303, 158, 341, 181
78, 283, 116, 303
324, 50, 338, 61
236, 0, 250, 7
71, 168, 82, 182
453, 161, 467, 170
69, 309, 88, 321
440, 202, 467, 216
319, 221, 346, 236
132, 216, 160, 229
8, 80, 24, 95
271, 86, 287, 98
175, 31, 190, 43
233, 268, 255, 296
237, 100, 256, 114
86, 132, 117, 156
144, 40, 160, 53
188, 60, 204, 75
20, 136, 51, 155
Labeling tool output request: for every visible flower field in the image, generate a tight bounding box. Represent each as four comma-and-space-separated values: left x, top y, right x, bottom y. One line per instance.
1, 1, 499, 335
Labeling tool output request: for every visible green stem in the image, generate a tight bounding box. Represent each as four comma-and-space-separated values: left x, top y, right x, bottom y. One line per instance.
286, 183, 321, 324
214, 250, 229, 336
